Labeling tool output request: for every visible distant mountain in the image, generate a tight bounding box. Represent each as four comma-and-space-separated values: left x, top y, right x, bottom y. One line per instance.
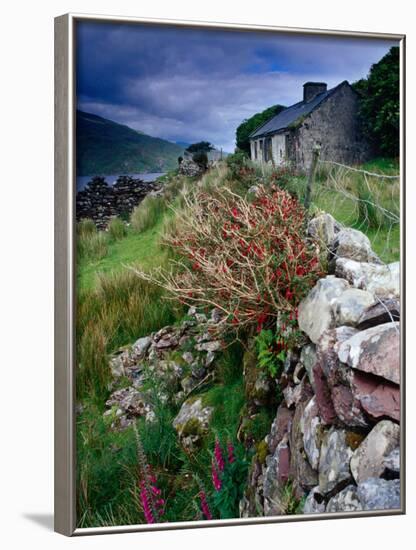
175, 141, 191, 149
76, 111, 186, 176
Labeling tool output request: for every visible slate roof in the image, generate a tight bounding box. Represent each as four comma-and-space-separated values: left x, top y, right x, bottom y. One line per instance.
249, 81, 348, 139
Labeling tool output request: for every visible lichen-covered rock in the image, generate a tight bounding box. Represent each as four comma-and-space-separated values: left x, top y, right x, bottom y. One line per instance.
318, 428, 354, 494
289, 383, 318, 493
283, 379, 307, 409
301, 396, 322, 470
315, 327, 369, 428
334, 288, 376, 326
308, 213, 341, 246
263, 434, 291, 516
356, 478, 401, 510
303, 486, 326, 514
109, 346, 145, 380
298, 276, 350, 343
335, 258, 399, 299
300, 344, 317, 389
194, 340, 222, 352
178, 158, 204, 177
338, 322, 400, 384
132, 336, 152, 357
350, 420, 400, 484
173, 397, 213, 450
267, 404, 294, 454
104, 387, 153, 430
326, 485, 362, 513
330, 228, 380, 265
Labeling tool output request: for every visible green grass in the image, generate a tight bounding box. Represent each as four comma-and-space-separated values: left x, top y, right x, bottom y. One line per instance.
77, 219, 168, 292
131, 194, 167, 233
108, 217, 127, 241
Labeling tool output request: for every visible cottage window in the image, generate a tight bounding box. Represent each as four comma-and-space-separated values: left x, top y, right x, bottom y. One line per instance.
265, 137, 272, 162
254, 141, 258, 160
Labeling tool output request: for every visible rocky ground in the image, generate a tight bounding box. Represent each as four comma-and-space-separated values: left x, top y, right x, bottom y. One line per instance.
103, 306, 225, 451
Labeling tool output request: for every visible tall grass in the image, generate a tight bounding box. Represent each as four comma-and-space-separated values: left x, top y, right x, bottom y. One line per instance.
131, 195, 166, 233
77, 219, 108, 261
76, 270, 181, 403
108, 217, 127, 241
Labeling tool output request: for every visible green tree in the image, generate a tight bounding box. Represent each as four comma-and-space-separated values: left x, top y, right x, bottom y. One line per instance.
353, 46, 400, 157
185, 141, 214, 154
236, 105, 286, 154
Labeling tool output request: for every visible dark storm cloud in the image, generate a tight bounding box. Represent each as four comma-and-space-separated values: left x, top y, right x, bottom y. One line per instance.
76, 21, 398, 151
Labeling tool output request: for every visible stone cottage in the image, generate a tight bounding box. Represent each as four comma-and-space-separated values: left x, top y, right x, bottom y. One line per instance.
249, 81, 370, 170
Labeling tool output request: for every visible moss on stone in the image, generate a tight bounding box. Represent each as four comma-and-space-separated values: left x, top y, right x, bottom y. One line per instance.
345, 430, 366, 450
182, 417, 204, 436
256, 440, 269, 465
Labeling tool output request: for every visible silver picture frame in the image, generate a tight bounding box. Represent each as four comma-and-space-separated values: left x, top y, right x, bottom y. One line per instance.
54, 13, 406, 536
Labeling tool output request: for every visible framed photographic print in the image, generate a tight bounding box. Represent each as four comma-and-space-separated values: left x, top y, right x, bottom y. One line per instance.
54, 13, 405, 536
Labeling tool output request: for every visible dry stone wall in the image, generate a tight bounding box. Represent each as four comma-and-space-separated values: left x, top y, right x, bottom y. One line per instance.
76, 176, 161, 229
240, 212, 401, 516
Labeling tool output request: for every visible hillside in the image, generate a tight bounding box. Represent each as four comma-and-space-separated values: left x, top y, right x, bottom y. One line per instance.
76, 110, 186, 175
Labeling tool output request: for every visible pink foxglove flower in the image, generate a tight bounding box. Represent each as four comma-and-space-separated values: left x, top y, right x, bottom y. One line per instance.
199, 491, 212, 520
214, 438, 225, 472
211, 460, 222, 491
140, 480, 154, 524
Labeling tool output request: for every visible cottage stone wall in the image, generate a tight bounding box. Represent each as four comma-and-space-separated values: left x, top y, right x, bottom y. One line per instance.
287, 83, 372, 171
271, 134, 286, 166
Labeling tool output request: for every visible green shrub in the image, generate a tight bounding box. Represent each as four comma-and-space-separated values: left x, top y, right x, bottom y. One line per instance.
107, 217, 127, 241
131, 195, 166, 233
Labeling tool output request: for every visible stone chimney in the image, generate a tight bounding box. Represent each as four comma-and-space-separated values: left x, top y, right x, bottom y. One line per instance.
303, 82, 327, 102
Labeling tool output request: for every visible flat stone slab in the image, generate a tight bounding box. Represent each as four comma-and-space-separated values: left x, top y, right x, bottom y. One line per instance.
298, 276, 349, 344
352, 370, 400, 422
337, 322, 400, 384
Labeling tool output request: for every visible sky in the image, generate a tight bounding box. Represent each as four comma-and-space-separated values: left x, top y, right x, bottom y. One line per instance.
76, 21, 398, 152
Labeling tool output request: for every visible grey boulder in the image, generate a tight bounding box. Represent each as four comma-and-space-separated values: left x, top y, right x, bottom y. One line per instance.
357, 478, 401, 510
298, 276, 349, 344
350, 420, 400, 484
335, 258, 400, 299
326, 485, 363, 513
319, 428, 353, 494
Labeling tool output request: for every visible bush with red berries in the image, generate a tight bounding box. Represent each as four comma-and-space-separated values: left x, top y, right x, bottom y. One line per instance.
134, 184, 322, 332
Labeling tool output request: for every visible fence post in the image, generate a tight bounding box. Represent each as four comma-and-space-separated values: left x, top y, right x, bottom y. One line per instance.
304, 144, 321, 211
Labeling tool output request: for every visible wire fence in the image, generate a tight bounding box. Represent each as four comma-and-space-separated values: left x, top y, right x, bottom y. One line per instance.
305, 156, 400, 265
